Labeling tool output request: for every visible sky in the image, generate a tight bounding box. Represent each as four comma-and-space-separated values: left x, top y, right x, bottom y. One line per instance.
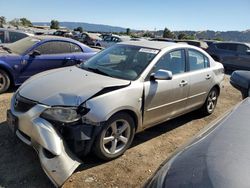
1, 0, 250, 31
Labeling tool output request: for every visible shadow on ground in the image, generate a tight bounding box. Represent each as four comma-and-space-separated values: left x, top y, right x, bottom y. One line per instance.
0, 108, 204, 187
77, 110, 205, 171
0, 121, 53, 188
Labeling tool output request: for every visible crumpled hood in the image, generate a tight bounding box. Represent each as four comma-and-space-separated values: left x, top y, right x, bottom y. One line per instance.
19, 66, 130, 106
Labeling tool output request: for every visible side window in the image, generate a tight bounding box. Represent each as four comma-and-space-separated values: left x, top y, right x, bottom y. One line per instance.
70, 43, 82, 53
81, 34, 87, 40
104, 36, 112, 42
215, 43, 228, 50
237, 44, 249, 54
227, 44, 237, 51
9, 32, 27, 43
35, 41, 72, 54
188, 50, 209, 71
152, 50, 186, 75
0, 31, 4, 43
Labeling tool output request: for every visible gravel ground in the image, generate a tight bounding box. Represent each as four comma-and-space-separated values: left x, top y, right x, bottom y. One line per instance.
0, 76, 242, 188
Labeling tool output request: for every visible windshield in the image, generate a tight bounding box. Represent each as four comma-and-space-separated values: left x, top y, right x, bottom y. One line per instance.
5, 37, 40, 55
81, 44, 159, 80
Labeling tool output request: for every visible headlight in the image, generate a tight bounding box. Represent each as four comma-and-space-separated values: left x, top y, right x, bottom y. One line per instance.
41, 107, 85, 123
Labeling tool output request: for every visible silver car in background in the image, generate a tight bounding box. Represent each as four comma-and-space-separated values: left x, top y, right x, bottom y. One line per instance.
7, 41, 224, 186
96, 34, 131, 48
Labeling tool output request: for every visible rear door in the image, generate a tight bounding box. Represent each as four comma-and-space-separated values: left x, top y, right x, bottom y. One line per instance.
18, 41, 77, 82
143, 49, 190, 128
186, 49, 214, 110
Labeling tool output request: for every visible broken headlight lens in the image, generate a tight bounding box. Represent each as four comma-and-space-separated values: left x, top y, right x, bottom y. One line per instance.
41, 107, 81, 123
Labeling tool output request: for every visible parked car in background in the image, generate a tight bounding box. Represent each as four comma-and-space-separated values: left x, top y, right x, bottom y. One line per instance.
99, 33, 112, 40
75, 32, 102, 46
96, 35, 131, 48
203, 39, 218, 46
53, 30, 73, 38
176, 39, 208, 50
145, 70, 250, 188
0, 35, 97, 93
0, 29, 32, 44
7, 41, 223, 186
207, 42, 250, 71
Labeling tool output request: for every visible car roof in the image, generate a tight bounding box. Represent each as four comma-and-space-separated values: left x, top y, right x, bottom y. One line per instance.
28, 35, 79, 43
119, 40, 182, 50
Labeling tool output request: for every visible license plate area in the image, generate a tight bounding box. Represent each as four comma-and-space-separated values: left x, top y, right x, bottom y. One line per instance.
7, 110, 18, 133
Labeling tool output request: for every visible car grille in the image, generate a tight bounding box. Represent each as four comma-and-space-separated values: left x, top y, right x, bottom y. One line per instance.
14, 94, 37, 113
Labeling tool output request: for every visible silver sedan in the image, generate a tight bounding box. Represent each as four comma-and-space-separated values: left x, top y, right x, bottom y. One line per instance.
7, 41, 224, 186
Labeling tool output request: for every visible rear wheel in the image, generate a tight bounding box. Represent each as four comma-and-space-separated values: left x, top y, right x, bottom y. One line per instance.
94, 112, 135, 161
201, 88, 218, 115
0, 70, 10, 94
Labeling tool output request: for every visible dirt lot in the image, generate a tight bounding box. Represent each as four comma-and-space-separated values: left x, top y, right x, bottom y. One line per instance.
0, 76, 242, 188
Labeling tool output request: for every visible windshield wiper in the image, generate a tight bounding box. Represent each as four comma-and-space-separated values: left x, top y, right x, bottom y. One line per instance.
82, 66, 112, 77
0, 45, 12, 53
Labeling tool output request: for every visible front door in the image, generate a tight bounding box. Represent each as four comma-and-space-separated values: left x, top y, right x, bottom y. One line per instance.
236, 44, 250, 70
143, 49, 190, 128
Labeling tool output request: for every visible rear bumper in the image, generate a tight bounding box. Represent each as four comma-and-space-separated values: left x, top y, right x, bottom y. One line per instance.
9, 96, 81, 187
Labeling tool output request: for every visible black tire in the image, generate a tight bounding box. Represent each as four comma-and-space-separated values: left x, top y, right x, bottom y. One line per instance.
94, 112, 135, 161
0, 70, 10, 94
201, 87, 219, 116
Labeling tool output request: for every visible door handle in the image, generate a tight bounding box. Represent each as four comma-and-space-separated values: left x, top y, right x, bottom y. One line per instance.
206, 74, 212, 80
75, 59, 84, 64
20, 59, 27, 65
179, 80, 188, 87
64, 57, 72, 61
63, 57, 74, 64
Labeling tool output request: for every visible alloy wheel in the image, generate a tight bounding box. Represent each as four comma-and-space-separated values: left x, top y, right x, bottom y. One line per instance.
0, 73, 6, 90
207, 90, 217, 113
101, 119, 131, 155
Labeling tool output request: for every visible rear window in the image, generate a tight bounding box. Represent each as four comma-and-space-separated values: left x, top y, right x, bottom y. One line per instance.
9, 31, 27, 43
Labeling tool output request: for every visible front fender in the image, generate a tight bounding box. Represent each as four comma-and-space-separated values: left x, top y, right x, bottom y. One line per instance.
84, 82, 143, 131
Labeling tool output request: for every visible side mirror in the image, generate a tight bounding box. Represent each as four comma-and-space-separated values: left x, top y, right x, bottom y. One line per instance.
151, 69, 173, 80
246, 50, 250, 55
29, 50, 41, 57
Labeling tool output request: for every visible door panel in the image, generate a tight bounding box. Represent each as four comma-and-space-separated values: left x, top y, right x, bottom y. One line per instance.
143, 74, 190, 128
186, 49, 214, 109
186, 69, 213, 109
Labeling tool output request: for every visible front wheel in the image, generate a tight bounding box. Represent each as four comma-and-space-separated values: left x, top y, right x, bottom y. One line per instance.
94, 112, 135, 161
201, 88, 218, 115
0, 70, 10, 94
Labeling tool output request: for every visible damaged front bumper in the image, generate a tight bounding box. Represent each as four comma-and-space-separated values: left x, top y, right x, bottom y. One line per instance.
7, 97, 83, 187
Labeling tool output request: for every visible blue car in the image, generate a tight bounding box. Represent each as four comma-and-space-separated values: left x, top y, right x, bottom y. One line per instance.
0, 35, 98, 93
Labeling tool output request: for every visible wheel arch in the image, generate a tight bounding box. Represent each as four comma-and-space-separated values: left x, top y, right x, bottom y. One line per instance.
107, 109, 140, 132
212, 84, 220, 96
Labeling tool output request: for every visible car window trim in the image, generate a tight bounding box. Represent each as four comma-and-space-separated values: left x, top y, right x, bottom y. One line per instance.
34, 40, 74, 55
186, 49, 211, 72
144, 48, 187, 81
